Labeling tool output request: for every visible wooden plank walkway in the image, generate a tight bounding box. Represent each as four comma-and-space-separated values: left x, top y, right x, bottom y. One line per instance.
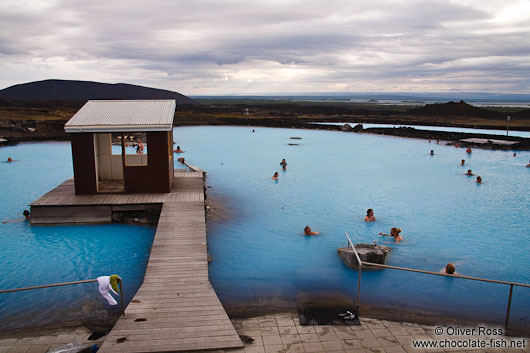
30, 172, 205, 207
29, 172, 243, 352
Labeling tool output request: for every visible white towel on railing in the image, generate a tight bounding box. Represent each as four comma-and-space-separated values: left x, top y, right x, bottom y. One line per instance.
97, 276, 118, 305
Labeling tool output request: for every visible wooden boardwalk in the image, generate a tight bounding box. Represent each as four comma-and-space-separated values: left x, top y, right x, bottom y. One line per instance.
30, 172, 243, 352
29, 172, 205, 224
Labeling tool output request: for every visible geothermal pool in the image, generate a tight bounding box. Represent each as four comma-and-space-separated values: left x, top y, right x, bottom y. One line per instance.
0, 142, 155, 331
175, 126, 530, 329
1, 126, 529, 331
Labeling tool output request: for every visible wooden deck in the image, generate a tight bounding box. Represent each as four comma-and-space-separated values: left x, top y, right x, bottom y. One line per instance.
29, 172, 243, 352
29, 172, 205, 224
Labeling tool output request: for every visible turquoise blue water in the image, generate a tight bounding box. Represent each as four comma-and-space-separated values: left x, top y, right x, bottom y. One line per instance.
1, 128, 530, 331
0, 142, 155, 331
173, 126, 530, 328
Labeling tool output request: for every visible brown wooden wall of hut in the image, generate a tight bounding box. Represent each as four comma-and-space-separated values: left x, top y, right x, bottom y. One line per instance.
71, 133, 97, 195
124, 131, 173, 193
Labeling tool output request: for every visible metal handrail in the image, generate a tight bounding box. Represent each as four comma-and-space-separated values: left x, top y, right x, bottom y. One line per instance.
345, 233, 529, 331
0, 277, 126, 317
345, 232, 363, 308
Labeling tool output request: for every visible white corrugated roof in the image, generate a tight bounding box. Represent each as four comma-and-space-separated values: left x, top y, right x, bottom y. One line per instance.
64, 100, 176, 132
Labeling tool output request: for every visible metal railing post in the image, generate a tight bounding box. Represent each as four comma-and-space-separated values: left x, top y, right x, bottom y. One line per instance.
345, 233, 363, 310
357, 263, 362, 310
118, 277, 125, 317
505, 284, 514, 331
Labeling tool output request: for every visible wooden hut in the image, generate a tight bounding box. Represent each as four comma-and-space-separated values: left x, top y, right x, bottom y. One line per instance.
65, 100, 176, 195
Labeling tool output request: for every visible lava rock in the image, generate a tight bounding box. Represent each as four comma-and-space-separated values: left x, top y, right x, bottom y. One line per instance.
341, 124, 353, 131
352, 124, 364, 131
338, 243, 391, 270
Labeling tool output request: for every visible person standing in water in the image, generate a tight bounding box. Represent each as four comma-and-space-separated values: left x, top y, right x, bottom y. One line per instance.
272, 172, 279, 180
174, 145, 185, 153
364, 209, 376, 222
280, 158, 287, 171
304, 226, 319, 236
379, 227, 403, 243
443, 262, 456, 274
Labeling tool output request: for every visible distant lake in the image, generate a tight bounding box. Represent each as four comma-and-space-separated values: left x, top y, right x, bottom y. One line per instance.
312, 122, 530, 138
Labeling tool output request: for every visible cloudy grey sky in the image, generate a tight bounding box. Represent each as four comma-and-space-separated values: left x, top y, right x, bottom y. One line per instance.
1, 0, 529, 95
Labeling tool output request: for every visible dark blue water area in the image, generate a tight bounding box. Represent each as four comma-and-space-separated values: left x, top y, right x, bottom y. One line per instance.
173, 126, 530, 329
0, 142, 155, 331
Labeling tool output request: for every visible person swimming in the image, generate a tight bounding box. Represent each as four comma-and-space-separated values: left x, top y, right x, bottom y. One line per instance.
272, 172, 279, 180
513, 152, 516, 157
443, 262, 456, 275
280, 158, 287, 166
364, 208, 376, 222
466, 147, 472, 153
5, 157, 20, 162
461, 159, 465, 166
174, 145, 185, 153
2, 210, 30, 224
465, 169, 474, 176
430, 150, 434, 155
379, 227, 403, 243
476, 176, 482, 184
304, 225, 319, 236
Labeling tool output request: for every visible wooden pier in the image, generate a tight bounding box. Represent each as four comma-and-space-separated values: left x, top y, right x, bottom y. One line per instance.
29, 171, 243, 352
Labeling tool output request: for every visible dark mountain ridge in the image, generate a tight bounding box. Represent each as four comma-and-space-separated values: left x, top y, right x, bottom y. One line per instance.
0, 79, 195, 105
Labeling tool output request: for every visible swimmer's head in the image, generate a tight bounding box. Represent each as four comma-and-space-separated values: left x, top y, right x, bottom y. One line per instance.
273, 172, 279, 177
445, 262, 456, 274
23, 210, 30, 218
367, 208, 373, 217
476, 176, 482, 183
7, 157, 12, 162
390, 227, 401, 236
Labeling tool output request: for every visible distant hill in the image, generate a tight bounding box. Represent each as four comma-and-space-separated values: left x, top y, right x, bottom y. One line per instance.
407, 100, 504, 119
0, 79, 195, 105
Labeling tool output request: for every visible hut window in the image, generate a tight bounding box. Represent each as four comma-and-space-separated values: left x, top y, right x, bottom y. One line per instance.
114, 132, 148, 166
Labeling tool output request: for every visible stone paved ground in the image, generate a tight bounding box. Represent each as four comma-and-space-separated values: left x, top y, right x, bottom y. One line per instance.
0, 313, 527, 353
0, 327, 106, 353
